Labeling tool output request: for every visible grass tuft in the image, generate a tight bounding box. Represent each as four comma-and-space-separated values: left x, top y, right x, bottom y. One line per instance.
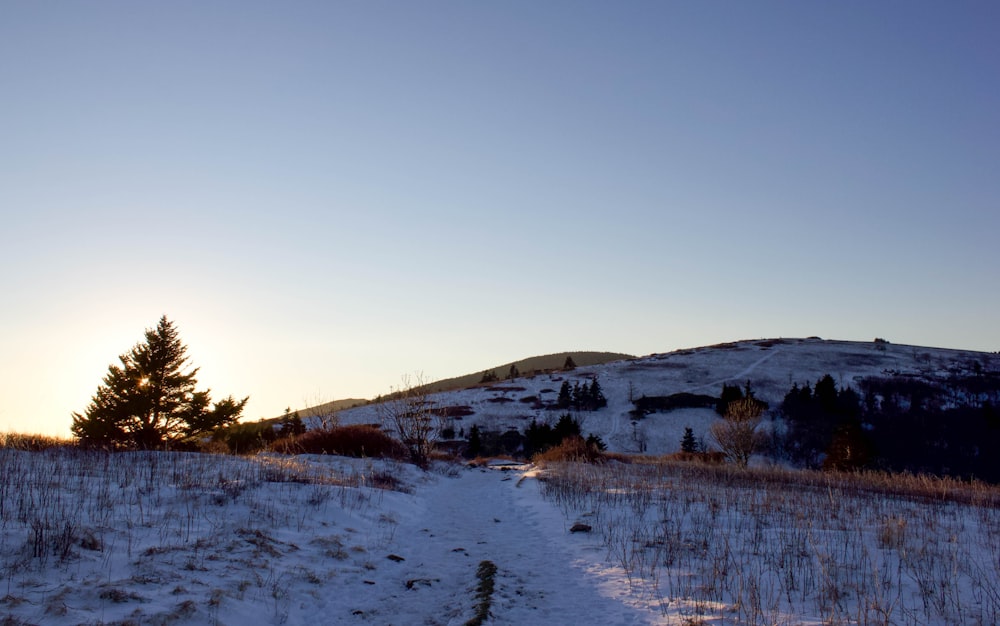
465, 560, 498, 626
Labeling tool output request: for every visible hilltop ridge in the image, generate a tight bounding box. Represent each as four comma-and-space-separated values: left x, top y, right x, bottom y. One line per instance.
333, 337, 999, 457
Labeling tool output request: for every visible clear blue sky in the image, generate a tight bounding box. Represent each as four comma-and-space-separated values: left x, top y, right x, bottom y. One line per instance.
2, 1, 998, 436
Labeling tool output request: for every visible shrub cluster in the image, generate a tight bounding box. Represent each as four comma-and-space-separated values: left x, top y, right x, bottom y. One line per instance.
533, 435, 605, 464
211, 420, 280, 454
278, 425, 409, 459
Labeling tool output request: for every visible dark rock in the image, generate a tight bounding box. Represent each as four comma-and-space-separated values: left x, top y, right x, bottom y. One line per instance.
406, 578, 437, 590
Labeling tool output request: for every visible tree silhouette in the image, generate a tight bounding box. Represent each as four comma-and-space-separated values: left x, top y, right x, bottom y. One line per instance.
72, 316, 247, 448
680, 427, 698, 453
465, 425, 482, 459
716, 383, 744, 415
557, 381, 572, 409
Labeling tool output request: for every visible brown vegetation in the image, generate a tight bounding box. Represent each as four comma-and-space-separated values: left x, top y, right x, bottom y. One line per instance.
274, 425, 408, 459
0, 432, 73, 451
539, 458, 1000, 623
533, 436, 606, 465
709, 397, 764, 468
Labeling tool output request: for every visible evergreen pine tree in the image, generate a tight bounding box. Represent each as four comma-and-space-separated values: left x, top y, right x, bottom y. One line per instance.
589, 377, 607, 409
71, 316, 247, 448
524, 419, 554, 456
680, 427, 698, 453
717, 383, 745, 415
553, 413, 581, 443
557, 381, 572, 409
465, 424, 482, 459
814, 374, 839, 412
278, 408, 306, 438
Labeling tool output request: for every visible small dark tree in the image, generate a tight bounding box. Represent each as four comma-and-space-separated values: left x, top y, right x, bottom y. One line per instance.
479, 370, 499, 384
524, 419, 554, 457
588, 377, 607, 410
72, 316, 247, 449
553, 413, 581, 442
557, 381, 572, 409
277, 409, 306, 438
563, 356, 577, 370
717, 383, 744, 415
680, 427, 698, 453
465, 424, 482, 459
508, 364, 520, 380
585, 434, 607, 451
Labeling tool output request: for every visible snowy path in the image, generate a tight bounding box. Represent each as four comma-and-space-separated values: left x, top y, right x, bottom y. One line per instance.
353, 466, 660, 625
686, 345, 782, 394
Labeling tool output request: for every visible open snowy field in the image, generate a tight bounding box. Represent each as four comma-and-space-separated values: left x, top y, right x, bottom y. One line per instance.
0, 448, 657, 625
2, 447, 998, 625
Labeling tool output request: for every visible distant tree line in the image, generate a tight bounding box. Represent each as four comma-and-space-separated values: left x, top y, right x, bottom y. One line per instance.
477, 356, 575, 385
777, 370, 1000, 482
463, 413, 605, 459
631, 392, 718, 419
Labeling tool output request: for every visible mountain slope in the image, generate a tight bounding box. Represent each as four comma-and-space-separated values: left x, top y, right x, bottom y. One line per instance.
336, 337, 999, 456
414, 351, 635, 394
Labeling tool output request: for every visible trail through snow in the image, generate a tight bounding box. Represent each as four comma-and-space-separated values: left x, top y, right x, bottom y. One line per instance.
357, 465, 659, 625
686, 345, 782, 394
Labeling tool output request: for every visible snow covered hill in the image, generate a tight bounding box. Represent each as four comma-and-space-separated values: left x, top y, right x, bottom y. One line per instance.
334, 338, 999, 456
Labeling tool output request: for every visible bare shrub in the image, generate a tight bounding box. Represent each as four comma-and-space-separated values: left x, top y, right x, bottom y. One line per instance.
377, 374, 440, 466
298, 394, 340, 431
710, 398, 764, 467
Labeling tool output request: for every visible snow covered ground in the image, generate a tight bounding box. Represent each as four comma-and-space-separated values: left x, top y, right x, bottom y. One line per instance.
2, 447, 998, 625
0, 449, 661, 625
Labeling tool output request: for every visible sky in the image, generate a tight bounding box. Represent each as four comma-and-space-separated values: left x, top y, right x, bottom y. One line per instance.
2, 1, 998, 436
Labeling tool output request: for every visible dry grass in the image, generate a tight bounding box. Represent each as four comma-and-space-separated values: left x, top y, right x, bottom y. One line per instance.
539, 459, 1000, 624
0, 446, 411, 624
0, 432, 74, 451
